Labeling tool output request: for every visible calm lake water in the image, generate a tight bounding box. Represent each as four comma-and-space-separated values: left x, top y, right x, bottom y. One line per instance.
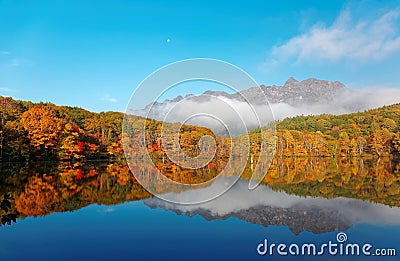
0, 159, 400, 260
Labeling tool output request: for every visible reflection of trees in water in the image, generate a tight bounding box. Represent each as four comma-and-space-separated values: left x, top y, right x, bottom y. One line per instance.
0, 161, 152, 221
16, 176, 59, 216
257, 157, 400, 207
1, 157, 400, 225
0, 193, 17, 226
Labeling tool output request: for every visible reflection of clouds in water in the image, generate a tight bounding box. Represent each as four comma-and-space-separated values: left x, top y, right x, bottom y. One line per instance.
97, 207, 115, 213
144, 178, 400, 226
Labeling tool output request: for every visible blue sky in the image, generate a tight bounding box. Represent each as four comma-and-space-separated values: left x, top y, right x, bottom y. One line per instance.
0, 0, 400, 112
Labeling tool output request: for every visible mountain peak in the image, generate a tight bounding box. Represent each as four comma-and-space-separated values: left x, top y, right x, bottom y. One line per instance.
284, 77, 299, 86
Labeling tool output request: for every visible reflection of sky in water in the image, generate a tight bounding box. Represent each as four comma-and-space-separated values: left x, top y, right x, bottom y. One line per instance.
1, 179, 400, 260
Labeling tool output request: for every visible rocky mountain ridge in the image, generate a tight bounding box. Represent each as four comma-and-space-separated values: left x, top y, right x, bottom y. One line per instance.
141, 77, 348, 110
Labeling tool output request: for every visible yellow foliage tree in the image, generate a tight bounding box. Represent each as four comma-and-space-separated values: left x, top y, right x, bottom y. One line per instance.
20, 106, 64, 153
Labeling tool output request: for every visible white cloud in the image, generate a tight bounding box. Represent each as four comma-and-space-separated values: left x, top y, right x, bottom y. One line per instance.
0, 51, 9, 55
10, 59, 20, 67
269, 87, 400, 120
108, 98, 118, 103
271, 8, 400, 63
132, 88, 400, 136
7, 58, 31, 67
101, 95, 118, 103
0, 87, 18, 93
133, 95, 273, 136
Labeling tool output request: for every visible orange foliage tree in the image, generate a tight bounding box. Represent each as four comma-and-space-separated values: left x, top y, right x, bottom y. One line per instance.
15, 176, 59, 216
20, 106, 64, 158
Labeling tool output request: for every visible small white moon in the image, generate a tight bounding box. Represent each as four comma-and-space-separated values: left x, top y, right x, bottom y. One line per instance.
166, 39, 171, 43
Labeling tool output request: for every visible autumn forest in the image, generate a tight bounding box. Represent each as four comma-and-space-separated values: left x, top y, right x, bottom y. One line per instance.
1, 95, 400, 226
1, 96, 400, 163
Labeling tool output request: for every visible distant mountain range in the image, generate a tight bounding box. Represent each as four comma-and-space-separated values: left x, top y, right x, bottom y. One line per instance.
128, 77, 400, 136
131, 77, 356, 135
129, 77, 400, 136
200, 77, 347, 105
134, 77, 348, 115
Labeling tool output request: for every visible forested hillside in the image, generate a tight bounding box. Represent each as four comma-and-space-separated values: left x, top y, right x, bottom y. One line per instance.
0, 96, 226, 163
0, 96, 122, 161
1, 96, 400, 163
248, 104, 400, 158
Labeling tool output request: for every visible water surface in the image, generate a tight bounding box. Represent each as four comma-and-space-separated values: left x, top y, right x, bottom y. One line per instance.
0, 159, 399, 260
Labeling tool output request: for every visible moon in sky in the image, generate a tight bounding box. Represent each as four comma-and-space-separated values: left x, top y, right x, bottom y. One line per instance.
166, 39, 171, 43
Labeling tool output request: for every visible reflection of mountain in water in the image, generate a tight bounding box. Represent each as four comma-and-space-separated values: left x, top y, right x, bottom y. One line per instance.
144, 178, 400, 235
2, 159, 400, 233
148, 203, 350, 235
